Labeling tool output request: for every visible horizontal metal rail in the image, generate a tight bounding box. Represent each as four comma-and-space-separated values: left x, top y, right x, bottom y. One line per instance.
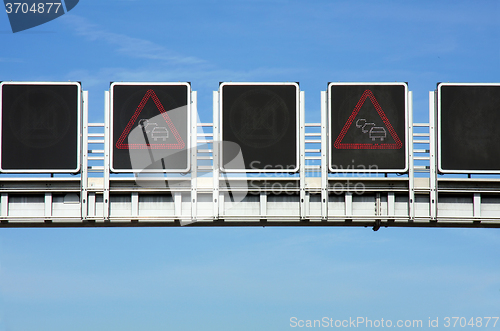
1, 121, 500, 229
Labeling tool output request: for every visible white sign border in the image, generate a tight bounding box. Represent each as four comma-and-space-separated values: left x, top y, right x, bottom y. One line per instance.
327, 82, 409, 174
109, 82, 192, 174
219, 82, 300, 173
437, 82, 500, 174
0, 81, 82, 174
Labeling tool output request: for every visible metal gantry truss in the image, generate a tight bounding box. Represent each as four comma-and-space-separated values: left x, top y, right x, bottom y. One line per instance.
1, 90, 499, 229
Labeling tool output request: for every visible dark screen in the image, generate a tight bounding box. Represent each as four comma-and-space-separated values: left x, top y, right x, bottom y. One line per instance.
221, 84, 298, 171
439, 84, 500, 172
111, 84, 189, 171
1, 83, 80, 172
329, 84, 407, 172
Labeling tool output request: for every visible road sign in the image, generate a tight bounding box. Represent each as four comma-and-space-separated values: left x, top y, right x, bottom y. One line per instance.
329, 83, 408, 172
438, 83, 500, 173
110, 83, 190, 172
0, 81, 81, 173
220, 82, 299, 172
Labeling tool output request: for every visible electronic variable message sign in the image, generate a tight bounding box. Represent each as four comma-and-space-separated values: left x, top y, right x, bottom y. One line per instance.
438, 83, 500, 173
220, 82, 299, 172
0, 81, 81, 173
329, 82, 408, 173
110, 82, 190, 172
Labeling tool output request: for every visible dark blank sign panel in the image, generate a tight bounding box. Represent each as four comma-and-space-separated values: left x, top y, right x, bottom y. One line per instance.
329, 83, 408, 173
220, 82, 299, 172
111, 83, 190, 172
0, 82, 81, 173
438, 83, 500, 173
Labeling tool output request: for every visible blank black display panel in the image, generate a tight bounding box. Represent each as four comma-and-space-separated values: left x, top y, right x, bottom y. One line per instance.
0, 83, 80, 172
329, 83, 407, 172
111, 83, 190, 172
221, 83, 298, 172
439, 84, 500, 172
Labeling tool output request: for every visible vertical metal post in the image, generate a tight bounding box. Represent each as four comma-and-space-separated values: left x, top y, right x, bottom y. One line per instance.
44, 193, 52, 219
473, 193, 481, 218
190, 91, 198, 222
305, 193, 310, 217
320, 91, 329, 220
103, 91, 111, 221
88, 193, 96, 218
174, 192, 182, 218
375, 193, 381, 217
408, 91, 415, 220
81, 90, 89, 220
429, 91, 438, 220
260, 191, 267, 220
387, 192, 395, 217
345, 192, 353, 218
218, 193, 225, 218
1, 193, 8, 217
212, 91, 220, 220
131, 192, 139, 217
299, 91, 306, 220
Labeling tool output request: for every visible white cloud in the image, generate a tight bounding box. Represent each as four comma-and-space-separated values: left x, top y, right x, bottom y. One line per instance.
61, 15, 205, 65
60, 14, 302, 89
65, 66, 302, 89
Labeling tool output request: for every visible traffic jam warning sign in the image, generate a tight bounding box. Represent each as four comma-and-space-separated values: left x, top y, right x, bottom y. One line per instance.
115, 89, 185, 150
329, 83, 408, 172
334, 89, 402, 150
110, 83, 190, 172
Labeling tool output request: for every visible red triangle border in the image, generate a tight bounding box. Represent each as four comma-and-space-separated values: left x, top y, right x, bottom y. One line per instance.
116, 89, 185, 150
333, 89, 402, 150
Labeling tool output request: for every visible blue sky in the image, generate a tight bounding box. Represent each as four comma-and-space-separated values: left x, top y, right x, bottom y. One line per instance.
1, 1, 500, 330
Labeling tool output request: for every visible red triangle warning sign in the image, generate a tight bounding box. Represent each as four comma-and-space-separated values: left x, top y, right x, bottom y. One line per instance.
334, 89, 402, 149
116, 89, 185, 150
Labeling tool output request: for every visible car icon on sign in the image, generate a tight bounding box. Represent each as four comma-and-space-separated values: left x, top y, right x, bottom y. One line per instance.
152, 127, 169, 141
369, 127, 386, 141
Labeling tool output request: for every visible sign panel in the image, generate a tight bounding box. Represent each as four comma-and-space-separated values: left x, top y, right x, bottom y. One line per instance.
220, 82, 299, 172
438, 83, 500, 173
110, 83, 190, 172
0, 81, 81, 173
329, 83, 408, 172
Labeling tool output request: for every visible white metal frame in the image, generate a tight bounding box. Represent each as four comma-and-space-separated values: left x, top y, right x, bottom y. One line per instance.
218, 82, 300, 173
320, 91, 329, 219
81, 91, 89, 219
327, 82, 409, 173
429, 91, 438, 220
0, 81, 82, 173
190, 91, 198, 223
437, 82, 500, 174
109, 82, 192, 173
408, 91, 415, 219
104, 91, 111, 220
212, 91, 220, 219
2, 85, 500, 227
299, 91, 306, 219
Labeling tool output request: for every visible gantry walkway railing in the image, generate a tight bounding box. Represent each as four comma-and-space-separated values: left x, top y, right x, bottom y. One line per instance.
1, 91, 499, 229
